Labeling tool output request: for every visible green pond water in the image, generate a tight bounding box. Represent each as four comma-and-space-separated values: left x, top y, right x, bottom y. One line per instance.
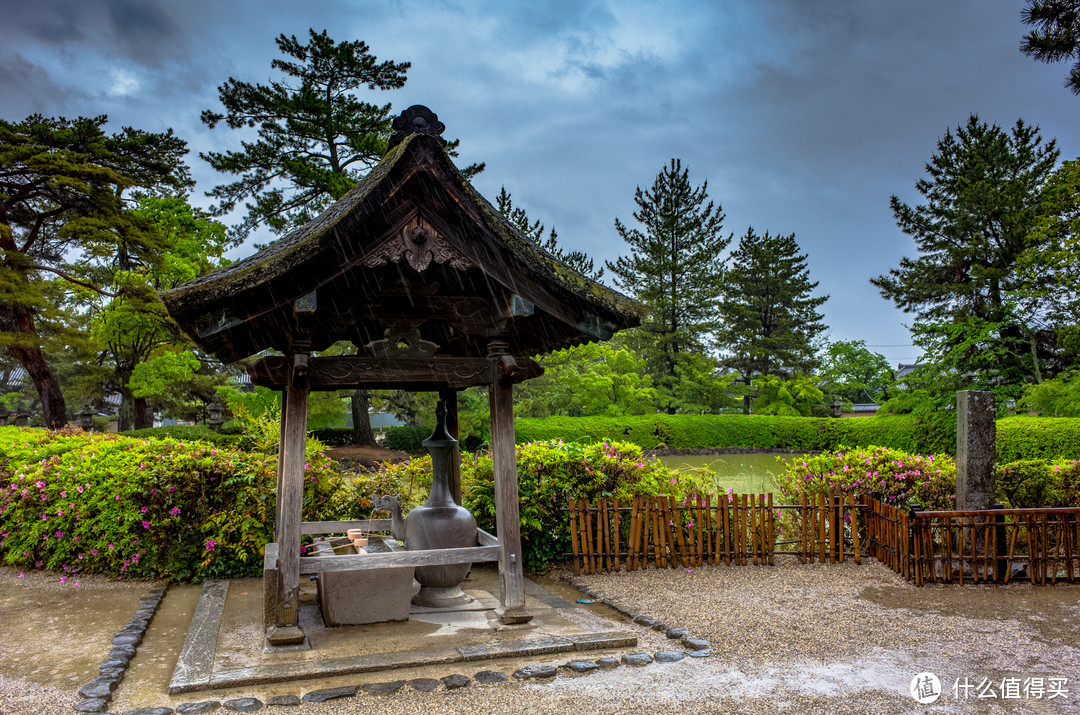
654, 452, 808, 494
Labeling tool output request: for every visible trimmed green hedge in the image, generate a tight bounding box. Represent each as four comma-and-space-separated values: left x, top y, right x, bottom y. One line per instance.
997, 416, 1080, 462
122, 425, 247, 448
514, 414, 924, 452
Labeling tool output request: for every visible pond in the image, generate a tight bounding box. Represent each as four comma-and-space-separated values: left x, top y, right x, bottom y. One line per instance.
653, 452, 808, 494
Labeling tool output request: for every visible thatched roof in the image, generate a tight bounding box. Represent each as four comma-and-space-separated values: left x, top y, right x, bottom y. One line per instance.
162, 106, 645, 363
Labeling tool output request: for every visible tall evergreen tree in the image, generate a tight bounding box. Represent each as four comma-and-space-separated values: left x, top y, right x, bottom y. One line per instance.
871, 115, 1059, 392
0, 114, 189, 428
1021, 0, 1080, 96
495, 187, 603, 280
606, 160, 730, 407
717, 227, 828, 406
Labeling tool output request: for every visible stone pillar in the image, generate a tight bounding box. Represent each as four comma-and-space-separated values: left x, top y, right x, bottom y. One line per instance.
956, 391, 996, 510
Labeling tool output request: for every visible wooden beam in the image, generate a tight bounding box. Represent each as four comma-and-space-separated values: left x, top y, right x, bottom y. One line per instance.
301, 519, 393, 535
477, 528, 499, 546
274, 390, 287, 539
250, 355, 543, 391
489, 359, 532, 624
300, 545, 500, 574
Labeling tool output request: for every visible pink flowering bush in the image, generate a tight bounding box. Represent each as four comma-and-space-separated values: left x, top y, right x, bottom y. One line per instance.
774, 446, 957, 509
0, 427, 341, 581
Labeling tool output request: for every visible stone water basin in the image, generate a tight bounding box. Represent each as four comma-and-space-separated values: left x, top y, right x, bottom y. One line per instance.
310, 535, 417, 626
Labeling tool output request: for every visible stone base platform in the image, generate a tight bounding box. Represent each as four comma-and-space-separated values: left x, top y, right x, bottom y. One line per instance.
169, 566, 635, 695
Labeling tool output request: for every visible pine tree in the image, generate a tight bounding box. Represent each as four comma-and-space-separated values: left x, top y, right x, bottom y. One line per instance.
495, 187, 603, 280
605, 160, 730, 405
717, 227, 828, 397
871, 115, 1059, 391
1021, 0, 1080, 96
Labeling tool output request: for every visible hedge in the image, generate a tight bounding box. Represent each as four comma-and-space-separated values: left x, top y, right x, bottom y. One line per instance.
996, 416, 1080, 462
514, 414, 925, 452
122, 425, 247, 448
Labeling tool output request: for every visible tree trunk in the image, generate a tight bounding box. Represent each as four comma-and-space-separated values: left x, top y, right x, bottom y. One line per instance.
350, 389, 375, 446
1, 305, 66, 429
117, 384, 135, 433
134, 396, 153, 429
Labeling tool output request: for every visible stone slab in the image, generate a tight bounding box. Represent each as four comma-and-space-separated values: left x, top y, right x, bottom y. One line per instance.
567, 631, 637, 651
409, 589, 497, 614
170, 581, 229, 693
458, 635, 573, 661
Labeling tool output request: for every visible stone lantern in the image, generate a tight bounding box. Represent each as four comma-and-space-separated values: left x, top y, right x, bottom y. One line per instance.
207, 400, 225, 432
829, 399, 844, 418
76, 405, 95, 431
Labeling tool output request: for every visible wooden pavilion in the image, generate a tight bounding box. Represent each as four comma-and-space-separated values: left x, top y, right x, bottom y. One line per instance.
162, 105, 645, 646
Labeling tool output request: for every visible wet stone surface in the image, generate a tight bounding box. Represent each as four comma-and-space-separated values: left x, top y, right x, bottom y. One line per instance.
513, 665, 558, 680
441, 674, 470, 689
408, 678, 441, 692
473, 670, 508, 684
561, 660, 600, 674
632, 615, 656, 627
176, 702, 221, 714
72, 699, 109, 713
124, 708, 175, 715
622, 653, 654, 666
361, 680, 406, 695
595, 656, 620, 669
665, 627, 688, 639
681, 636, 710, 651
265, 695, 300, 706
223, 697, 263, 712
654, 650, 687, 663
302, 686, 356, 703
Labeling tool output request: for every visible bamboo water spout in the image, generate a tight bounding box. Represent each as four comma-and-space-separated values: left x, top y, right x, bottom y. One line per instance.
404, 401, 476, 607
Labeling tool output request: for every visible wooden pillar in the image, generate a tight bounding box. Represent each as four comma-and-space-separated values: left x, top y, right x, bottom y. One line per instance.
266, 354, 309, 647
274, 389, 288, 538
440, 388, 462, 505
488, 348, 532, 624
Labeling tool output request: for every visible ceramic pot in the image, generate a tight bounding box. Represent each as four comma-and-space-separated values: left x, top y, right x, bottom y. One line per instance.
404, 402, 476, 607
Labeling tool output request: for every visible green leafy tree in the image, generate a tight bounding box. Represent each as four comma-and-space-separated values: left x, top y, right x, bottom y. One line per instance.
606, 159, 730, 406
1014, 158, 1080, 365
88, 197, 228, 430
1021, 0, 1080, 95
495, 187, 603, 280
516, 342, 657, 418
1018, 370, 1080, 415
817, 340, 894, 405
871, 115, 1060, 391
717, 227, 828, 412
202, 29, 482, 242
0, 114, 189, 427
751, 374, 824, 417
666, 352, 742, 414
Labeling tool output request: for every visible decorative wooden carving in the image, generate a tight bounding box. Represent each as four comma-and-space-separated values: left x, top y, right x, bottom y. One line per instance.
365, 322, 439, 357
250, 355, 543, 390
361, 215, 473, 273
387, 105, 447, 150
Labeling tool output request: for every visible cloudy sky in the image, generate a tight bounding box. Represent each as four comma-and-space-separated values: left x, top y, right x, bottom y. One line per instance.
3, 0, 1078, 368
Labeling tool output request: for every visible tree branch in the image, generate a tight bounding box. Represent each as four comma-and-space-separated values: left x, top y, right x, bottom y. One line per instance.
27, 264, 120, 297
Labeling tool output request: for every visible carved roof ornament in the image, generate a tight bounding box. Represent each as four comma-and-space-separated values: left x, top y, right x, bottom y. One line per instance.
387, 105, 447, 151
362, 215, 473, 272
366, 322, 440, 357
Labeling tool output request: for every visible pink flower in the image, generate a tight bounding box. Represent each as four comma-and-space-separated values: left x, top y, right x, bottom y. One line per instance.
17, 573, 24, 578
76, 486, 83, 493
142, 521, 151, 529
205, 539, 216, 552
59, 576, 67, 584
168, 486, 176, 493
170, 508, 181, 516
141, 506, 148, 514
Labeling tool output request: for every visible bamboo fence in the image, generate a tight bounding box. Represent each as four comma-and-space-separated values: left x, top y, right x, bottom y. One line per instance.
568, 493, 1080, 586
567, 491, 861, 575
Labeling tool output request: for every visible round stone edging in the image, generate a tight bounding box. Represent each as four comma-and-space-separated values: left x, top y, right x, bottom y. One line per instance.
565, 575, 713, 656
73, 581, 169, 714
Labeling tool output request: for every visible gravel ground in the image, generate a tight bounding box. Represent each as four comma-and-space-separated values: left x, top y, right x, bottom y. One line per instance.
2, 559, 1079, 714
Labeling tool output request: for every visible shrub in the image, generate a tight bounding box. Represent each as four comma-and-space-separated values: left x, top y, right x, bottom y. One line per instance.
514, 414, 927, 452
996, 459, 1080, 508
308, 428, 355, 446
997, 416, 1080, 462
384, 424, 430, 453
0, 427, 341, 582
122, 425, 247, 448
774, 446, 957, 510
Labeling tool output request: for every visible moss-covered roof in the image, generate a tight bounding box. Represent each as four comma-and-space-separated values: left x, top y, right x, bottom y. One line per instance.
162, 127, 646, 362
